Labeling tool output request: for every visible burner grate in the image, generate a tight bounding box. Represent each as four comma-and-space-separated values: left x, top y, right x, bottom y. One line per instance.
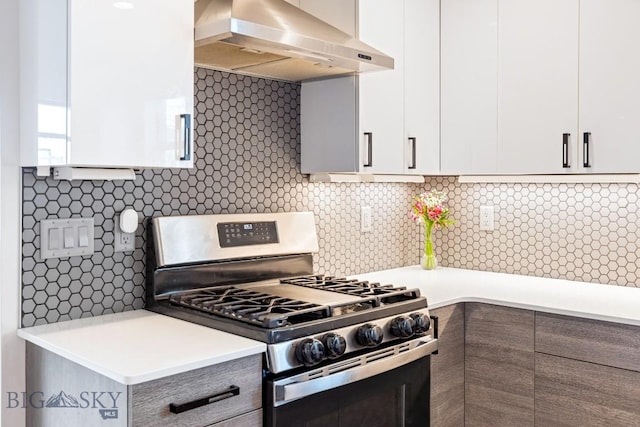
280, 275, 421, 303
169, 287, 331, 328
167, 275, 422, 330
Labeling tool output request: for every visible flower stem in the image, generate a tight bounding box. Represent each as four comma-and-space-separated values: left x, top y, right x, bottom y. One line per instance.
422, 221, 437, 270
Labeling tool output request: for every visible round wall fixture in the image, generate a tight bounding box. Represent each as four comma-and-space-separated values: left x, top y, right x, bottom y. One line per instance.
120, 208, 139, 233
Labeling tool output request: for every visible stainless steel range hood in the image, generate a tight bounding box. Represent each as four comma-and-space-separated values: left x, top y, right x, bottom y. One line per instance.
194, 0, 394, 82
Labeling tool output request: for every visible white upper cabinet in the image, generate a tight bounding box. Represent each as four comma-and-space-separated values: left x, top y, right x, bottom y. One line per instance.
301, 0, 439, 175
496, 0, 579, 174
578, 0, 640, 173
440, 0, 498, 174
20, 0, 194, 169
496, 0, 640, 174
358, 0, 405, 174
404, 0, 440, 174
442, 0, 640, 175
301, 75, 361, 173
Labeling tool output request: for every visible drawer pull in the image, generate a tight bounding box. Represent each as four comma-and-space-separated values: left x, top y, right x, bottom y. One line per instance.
562, 133, 571, 168
169, 385, 240, 414
363, 132, 373, 167
179, 113, 191, 161
408, 137, 417, 170
430, 315, 439, 354
583, 132, 591, 168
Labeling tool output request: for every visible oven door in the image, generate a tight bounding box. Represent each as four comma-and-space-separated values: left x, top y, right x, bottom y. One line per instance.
265, 337, 437, 427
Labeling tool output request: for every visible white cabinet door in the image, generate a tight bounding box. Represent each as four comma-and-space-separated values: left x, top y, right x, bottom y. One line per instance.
69, 0, 193, 168
404, 0, 439, 175
300, 76, 359, 173
21, 0, 69, 167
440, 0, 498, 174
358, 0, 405, 174
299, 0, 359, 174
496, 0, 579, 174
21, 0, 193, 169
578, 0, 640, 173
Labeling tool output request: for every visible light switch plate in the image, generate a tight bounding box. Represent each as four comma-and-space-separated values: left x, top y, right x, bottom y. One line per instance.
40, 218, 94, 259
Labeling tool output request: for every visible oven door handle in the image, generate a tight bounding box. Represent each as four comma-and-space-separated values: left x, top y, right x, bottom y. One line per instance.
273, 338, 437, 407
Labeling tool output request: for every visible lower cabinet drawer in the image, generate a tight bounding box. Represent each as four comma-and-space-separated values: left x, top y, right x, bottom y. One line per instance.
131, 354, 262, 427
535, 312, 640, 372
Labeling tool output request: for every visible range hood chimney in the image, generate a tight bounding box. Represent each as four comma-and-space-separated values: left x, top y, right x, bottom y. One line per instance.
194, 0, 394, 82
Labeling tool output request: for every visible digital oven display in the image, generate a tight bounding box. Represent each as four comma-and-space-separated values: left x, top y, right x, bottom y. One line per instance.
217, 221, 279, 247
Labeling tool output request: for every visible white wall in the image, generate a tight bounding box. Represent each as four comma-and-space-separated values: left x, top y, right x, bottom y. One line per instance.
0, 0, 25, 425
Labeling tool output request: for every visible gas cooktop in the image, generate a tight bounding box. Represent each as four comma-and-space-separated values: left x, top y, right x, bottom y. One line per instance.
167, 275, 423, 329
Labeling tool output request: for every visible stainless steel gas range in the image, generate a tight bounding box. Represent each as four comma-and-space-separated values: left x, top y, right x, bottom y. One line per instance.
146, 212, 438, 426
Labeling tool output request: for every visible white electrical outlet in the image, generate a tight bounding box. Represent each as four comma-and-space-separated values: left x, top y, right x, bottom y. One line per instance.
114, 215, 136, 252
361, 206, 372, 232
479, 206, 495, 231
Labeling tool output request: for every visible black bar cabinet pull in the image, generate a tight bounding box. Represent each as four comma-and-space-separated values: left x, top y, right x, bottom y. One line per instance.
363, 132, 373, 167
179, 113, 192, 161
562, 133, 570, 168
408, 137, 417, 170
583, 132, 591, 168
430, 315, 439, 355
169, 385, 240, 414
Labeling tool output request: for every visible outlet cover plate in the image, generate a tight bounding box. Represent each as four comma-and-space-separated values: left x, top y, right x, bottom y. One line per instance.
114, 215, 135, 252
361, 206, 372, 232
480, 205, 495, 231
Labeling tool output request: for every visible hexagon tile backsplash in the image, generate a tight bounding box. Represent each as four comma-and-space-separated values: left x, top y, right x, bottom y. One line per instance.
21, 68, 640, 327
424, 176, 639, 287
21, 68, 422, 327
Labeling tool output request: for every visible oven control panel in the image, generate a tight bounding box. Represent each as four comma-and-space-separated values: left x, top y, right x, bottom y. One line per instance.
217, 221, 279, 247
266, 308, 435, 373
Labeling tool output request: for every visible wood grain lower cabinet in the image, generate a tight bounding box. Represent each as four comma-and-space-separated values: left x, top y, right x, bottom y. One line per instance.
26, 343, 263, 427
535, 312, 640, 426
535, 353, 640, 426
535, 312, 640, 372
26, 343, 129, 427
131, 354, 262, 426
430, 304, 640, 426
465, 303, 535, 426
430, 304, 465, 427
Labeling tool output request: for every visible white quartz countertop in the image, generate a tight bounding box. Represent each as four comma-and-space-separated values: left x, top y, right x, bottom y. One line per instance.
17, 310, 266, 385
354, 266, 640, 326
18, 267, 640, 386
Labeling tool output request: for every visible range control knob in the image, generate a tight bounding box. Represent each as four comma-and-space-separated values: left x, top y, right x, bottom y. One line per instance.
295, 338, 325, 366
410, 312, 431, 334
322, 333, 347, 359
356, 324, 384, 347
390, 316, 416, 338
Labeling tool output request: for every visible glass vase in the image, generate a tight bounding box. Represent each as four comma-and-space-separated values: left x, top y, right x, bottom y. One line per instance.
421, 222, 437, 270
